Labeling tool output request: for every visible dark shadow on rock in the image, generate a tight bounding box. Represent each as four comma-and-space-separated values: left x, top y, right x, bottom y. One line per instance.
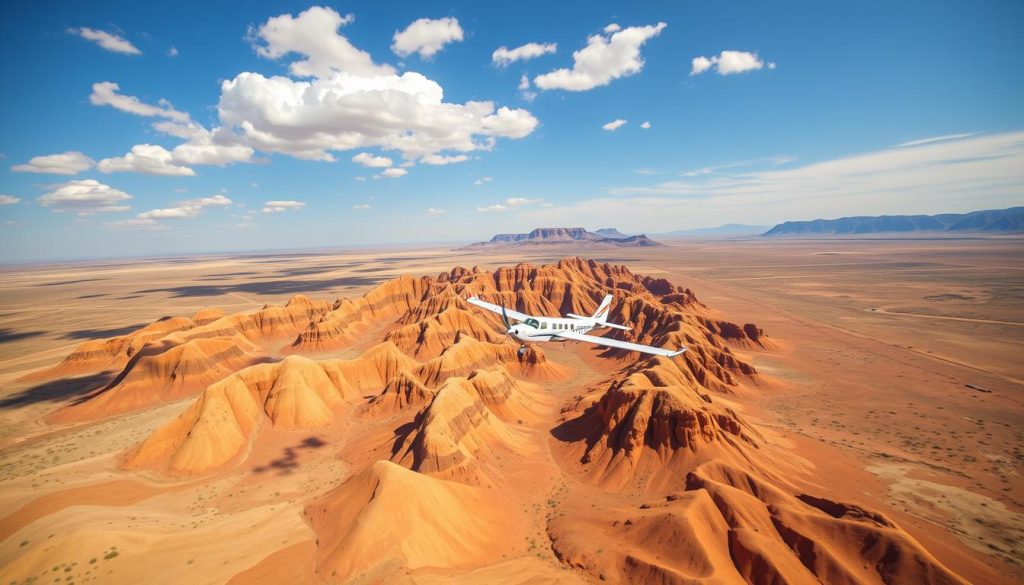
0, 329, 45, 344
62, 323, 147, 341
137, 275, 383, 298
0, 372, 114, 410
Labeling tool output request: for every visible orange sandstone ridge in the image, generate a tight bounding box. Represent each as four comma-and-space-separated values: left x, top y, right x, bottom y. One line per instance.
30, 257, 969, 584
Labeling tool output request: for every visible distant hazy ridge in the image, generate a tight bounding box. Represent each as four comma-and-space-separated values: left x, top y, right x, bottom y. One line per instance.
764, 207, 1024, 236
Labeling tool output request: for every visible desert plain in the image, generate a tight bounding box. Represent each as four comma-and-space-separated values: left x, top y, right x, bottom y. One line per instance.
0, 236, 1021, 585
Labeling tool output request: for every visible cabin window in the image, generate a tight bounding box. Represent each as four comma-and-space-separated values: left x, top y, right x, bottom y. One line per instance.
540, 322, 547, 330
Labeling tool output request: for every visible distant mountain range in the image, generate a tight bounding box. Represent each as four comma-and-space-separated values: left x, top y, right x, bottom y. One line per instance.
764, 207, 1024, 236
468, 227, 661, 248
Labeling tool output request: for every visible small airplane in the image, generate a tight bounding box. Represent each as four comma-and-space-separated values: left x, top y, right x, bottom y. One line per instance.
466, 294, 686, 358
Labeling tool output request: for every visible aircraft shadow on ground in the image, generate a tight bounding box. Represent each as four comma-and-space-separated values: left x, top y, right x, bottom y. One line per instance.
251, 436, 328, 475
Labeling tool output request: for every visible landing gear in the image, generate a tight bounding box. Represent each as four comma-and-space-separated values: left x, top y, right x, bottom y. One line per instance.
517, 345, 527, 357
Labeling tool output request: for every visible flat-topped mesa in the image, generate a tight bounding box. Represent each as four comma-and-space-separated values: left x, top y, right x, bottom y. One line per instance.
470, 228, 663, 247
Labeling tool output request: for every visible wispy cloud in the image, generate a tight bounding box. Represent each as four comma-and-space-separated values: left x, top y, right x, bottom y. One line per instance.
523, 131, 1024, 231
68, 27, 141, 55
896, 132, 979, 148
680, 156, 795, 177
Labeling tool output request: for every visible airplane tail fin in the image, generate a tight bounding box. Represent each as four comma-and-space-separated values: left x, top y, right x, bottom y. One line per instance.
592, 295, 630, 330
592, 294, 613, 323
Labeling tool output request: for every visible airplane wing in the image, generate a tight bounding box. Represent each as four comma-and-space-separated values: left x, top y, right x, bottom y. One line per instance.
465, 296, 533, 322
550, 329, 686, 357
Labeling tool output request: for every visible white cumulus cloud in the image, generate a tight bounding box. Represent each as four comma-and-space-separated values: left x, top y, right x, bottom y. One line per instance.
0, 195, 22, 205
90, 84, 255, 172
90, 82, 189, 122
603, 119, 627, 131
218, 71, 537, 161
249, 6, 393, 78
420, 153, 468, 165
641, 121, 651, 129
392, 17, 463, 58
262, 200, 306, 214
214, 7, 537, 162
476, 203, 507, 212
380, 167, 408, 178
38, 179, 132, 215
97, 144, 195, 176
68, 27, 141, 55
352, 204, 371, 209
426, 208, 446, 215
506, 197, 542, 206
690, 51, 773, 76
492, 42, 557, 66
133, 194, 232, 220
12, 151, 95, 175
352, 152, 394, 168
534, 22, 666, 91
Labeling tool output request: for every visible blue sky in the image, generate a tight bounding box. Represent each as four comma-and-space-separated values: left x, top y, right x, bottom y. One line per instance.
1, 0, 1022, 262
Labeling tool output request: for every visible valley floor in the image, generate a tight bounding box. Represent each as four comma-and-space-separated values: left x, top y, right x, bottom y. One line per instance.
0, 236, 1021, 584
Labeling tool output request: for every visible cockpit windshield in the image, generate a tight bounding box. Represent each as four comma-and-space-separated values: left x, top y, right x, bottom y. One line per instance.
524, 318, 540, 328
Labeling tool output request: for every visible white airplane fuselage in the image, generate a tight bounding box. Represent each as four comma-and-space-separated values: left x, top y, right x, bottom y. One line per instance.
507, 316, 599, 343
